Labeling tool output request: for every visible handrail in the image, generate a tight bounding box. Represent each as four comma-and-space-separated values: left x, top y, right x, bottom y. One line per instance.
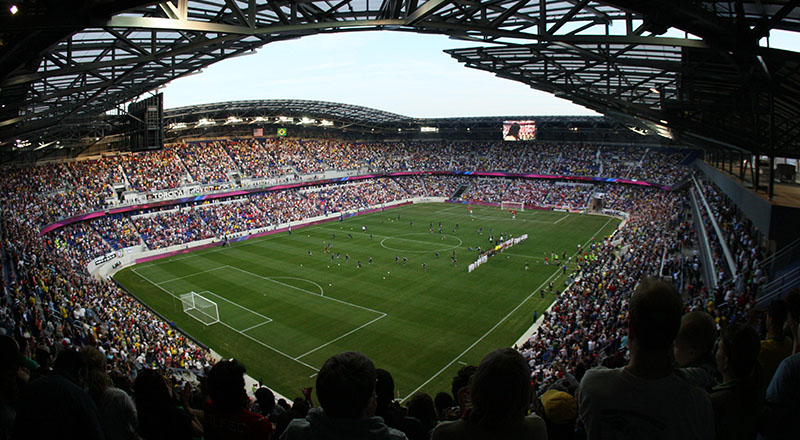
692, 175, 738, 278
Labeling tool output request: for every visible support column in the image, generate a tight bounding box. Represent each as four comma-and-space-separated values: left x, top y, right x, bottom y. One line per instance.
768, 155, 775, 200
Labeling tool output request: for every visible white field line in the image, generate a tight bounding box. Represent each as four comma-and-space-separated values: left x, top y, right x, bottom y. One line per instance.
225, 266, 386, 316
140, 219, 347, 267
554, 215, 569, 224
129, 267, 317, 372
294, 313, 387, 360
400, 216, 615, 402
224, 265, 390, 361
432, 209, 561, 224
157, 266, 228, 284
198, 290, 273, 323
317, 226, 461, 247
240, 321, 271, 332
434, 205, 539, 219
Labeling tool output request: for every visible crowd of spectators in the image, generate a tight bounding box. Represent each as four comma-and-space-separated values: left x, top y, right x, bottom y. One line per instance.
123, 150, 188, 192
0, 140, 691, 230
550, 145, 600, 177
223, 139, 285, 179
5, 138, 794, 440
170, 141, 236, 184
92, 215, 143, 251
695, 176, 765, 308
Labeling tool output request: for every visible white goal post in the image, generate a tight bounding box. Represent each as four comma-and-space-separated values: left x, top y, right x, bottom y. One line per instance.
180, 292, 220, 326
501, 201, 524, 211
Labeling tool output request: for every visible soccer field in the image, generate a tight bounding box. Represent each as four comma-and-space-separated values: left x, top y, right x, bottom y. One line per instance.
114, 202, 619, 400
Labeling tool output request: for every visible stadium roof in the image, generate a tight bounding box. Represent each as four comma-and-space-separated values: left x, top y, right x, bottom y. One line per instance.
1, 1, 799, 161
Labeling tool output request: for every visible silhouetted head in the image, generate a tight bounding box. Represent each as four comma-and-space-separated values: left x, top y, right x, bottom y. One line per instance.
470, 348, 531, 427
629, 279, 684, 351
316, 351, 376, 419
207, 359, 248, 412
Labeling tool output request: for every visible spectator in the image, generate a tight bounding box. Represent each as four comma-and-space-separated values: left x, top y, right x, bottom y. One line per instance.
14, 349, 105, 440
577, 279, 714, 439
281, 351, 406, 440
710, 323, 761, 440
204, 359, 272, 439
540, 388, 578, 440
255, 387, 287, 430
0, 336, 25, 440
431, 348, 547, 440
758, 300, 793, 385
450, 365, 476, 414
82, 346, 138, 440
405, 393, 438, 436
433, 392, 458, 422
674, 311, 719, 390
762, 351, 800, 439
783, 289, 800, 354
375, 369, 426, 440
134, 369, 200, 440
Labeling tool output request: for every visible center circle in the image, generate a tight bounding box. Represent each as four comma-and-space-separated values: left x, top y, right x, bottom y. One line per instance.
379, 233, 463, 253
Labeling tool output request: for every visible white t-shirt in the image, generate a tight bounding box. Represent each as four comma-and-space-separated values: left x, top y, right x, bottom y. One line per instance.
578, 367, 714, 440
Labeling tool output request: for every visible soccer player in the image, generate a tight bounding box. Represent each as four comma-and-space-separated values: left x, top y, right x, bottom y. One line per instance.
525, 261, 529, 271
369, 257, 373, 264
402, 257, 408, 265
345, 254, 350, 262
395, 256, 399, 264
435, 252, 439, 259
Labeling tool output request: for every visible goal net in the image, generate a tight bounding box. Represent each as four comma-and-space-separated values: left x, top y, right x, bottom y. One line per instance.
501, 201, 524, 212
180, 292, 220, 326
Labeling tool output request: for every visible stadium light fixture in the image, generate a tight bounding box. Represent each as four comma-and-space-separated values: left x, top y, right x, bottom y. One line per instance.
10, 5, 18, 15
168, 122, 188, 131
251, 116, 268, 124
420, 126, 438, 133
320, 120, 334, 126
278, 116, 293, 122
300, 117, 314, 124
650, 87, 660, 94
196, 118, 216, 127
225, 116, 243, 125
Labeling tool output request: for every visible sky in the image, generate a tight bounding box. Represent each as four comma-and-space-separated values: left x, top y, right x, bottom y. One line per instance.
161, 28, 800, 118
161, 31, 600, 118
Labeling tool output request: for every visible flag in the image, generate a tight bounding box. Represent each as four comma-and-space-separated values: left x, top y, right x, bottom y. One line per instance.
253, 128, 263, 137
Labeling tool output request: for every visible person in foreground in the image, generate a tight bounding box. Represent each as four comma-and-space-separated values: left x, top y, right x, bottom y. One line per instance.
577, 278, 714, 439
431, 347, 547, 440
280, 351, 407, 440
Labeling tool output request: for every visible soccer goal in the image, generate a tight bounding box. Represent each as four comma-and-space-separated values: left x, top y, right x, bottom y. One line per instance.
180, 292, 220, 326
501, 201, 524, 212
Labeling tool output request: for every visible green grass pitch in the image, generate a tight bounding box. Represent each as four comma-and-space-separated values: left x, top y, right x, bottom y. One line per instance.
114, 203, 620, 400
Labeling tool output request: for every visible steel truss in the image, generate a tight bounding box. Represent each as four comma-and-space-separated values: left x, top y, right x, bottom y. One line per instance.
1, 1, 799, 160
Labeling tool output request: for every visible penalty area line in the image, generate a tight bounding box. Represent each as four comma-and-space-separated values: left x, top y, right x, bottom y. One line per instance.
129, 267, 318, 372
